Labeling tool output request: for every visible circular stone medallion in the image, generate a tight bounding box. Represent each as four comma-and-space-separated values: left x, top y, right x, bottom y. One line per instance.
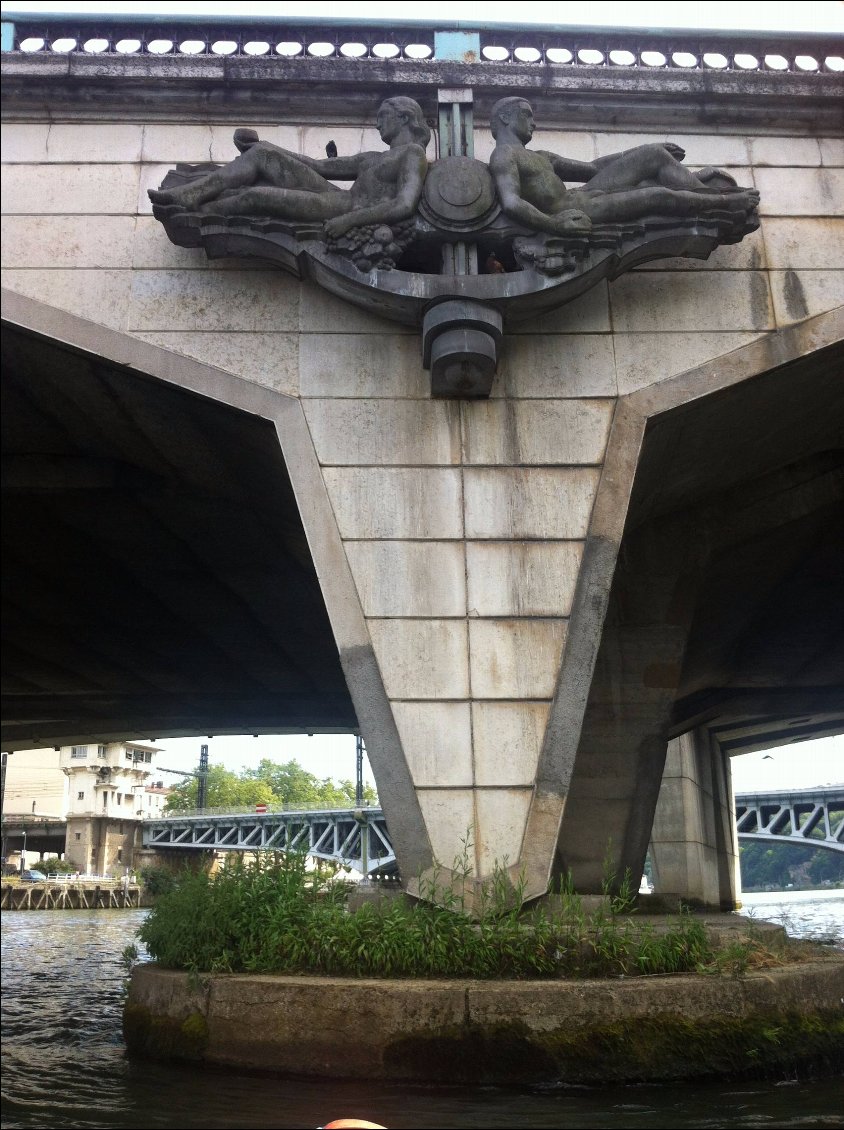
419, 156, 500, 233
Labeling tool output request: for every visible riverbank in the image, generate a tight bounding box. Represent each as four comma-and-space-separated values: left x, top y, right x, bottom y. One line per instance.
124, 937, 844, 1086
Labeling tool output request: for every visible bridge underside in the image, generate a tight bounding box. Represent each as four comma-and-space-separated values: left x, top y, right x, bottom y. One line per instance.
1, 320, 356, 749
557, 341, 844, 892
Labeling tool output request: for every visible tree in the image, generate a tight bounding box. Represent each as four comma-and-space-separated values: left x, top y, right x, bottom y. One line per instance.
164, 758, 378, 813
165, 764, 276, 812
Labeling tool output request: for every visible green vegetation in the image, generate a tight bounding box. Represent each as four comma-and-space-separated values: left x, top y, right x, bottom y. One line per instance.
739, 841, 844, 891
165, 757, 377, 812
34, 856, 77, 874
138, 865, 178, 897
138, 851, 714, 980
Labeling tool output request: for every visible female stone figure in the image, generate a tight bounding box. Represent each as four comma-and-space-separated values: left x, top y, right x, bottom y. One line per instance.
148, 97, 431, 241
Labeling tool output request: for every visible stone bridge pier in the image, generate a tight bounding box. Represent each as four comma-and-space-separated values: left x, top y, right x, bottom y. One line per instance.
2, 17, 842, 908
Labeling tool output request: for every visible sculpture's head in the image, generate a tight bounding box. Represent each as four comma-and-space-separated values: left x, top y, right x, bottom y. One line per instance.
378, 97, 432, 148
490, 97, 535, 144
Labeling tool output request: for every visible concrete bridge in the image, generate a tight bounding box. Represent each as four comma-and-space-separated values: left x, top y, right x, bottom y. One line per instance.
2, 15, 842, 910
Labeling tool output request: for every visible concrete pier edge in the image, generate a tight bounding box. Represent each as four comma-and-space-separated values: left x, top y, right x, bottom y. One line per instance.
125, 951, 844, 1085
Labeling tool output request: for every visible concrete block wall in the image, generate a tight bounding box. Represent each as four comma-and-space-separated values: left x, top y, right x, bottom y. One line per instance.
2, 111, 842, 884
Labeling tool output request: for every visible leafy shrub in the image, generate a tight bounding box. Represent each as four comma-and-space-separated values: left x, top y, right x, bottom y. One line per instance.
138, 850, 714, 980
139, 865, 178, 897
37, 856, 77, 875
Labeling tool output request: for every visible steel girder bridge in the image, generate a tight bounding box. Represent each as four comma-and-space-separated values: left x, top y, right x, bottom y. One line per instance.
143, 806, 396, 875
735, 787, 844, 853
145, 785, 843, 876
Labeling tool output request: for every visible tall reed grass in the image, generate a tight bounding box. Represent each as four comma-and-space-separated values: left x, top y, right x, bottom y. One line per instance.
138, 849, 713, 980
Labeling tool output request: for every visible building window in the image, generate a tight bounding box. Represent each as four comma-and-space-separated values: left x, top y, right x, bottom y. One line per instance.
103, 794, 108, 810
77, 791, 84, 801
125, 751, 134, 762
74, 832, 81, 841
144, 751, 152, 763
70, 746, 88, 759
118, 822, 124, 834
117, 849, 123, 863
97, 745, 107, 759
116, 793, 122, 805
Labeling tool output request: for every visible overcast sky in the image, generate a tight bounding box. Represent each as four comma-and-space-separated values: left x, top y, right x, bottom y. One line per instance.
1, 0, 842, 33
3, 0, 841, 792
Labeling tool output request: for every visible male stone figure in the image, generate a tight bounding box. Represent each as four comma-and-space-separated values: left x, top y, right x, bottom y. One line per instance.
149, 97, 431, 241
488, 97, 759, 235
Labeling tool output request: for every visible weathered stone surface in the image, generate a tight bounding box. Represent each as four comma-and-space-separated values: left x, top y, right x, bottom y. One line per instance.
416, 788, 476, 868
490, 334, 617, 398
0, 215, 136, 269
1, 121, 144, 163
303, 399, 461, 465
299, 284, 409, 334
141, 123, 214, 163
472, 701, 550, 785
369, 619, 469, 699
1, 164, 140, 214
211, 123, 301, 163
475, 787, 533, 873
133, 331, 300, 395
128, 269, 300, 331
819, 138, 844, 167
762, 217, 844, 269
464, 468, 599, 539
466, 541, 583, 617
462, 400, 612, 464
755, 167, 844, 215
770, 269, 844, 327
469, 619, 566, 699
613, 331, 765, 394
344, 541, 466, 617
595, 131, 750, 167
299, 333, 426, 397
2, 268, 132, 329
125, 958, 844, 1083
473, 126, 595, 164
510, 282, 611, 335
609, 271, 774, 332
750, 136, 821, 167
392, 702, 473, 787
323, 468, 463, 539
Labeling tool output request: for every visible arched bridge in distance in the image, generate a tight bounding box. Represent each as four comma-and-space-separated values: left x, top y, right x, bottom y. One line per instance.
142, 784, 844, 877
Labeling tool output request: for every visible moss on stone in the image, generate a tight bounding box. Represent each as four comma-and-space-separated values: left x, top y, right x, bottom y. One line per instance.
123, 1003, 209, 1062
385, 1012, 844, 1085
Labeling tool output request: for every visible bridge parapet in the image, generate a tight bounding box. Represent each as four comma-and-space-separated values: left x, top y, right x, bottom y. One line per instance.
3, 15, 842, 76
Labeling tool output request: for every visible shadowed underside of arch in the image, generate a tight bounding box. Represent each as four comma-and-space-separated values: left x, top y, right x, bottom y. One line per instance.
1, 310, 356, 749
544, 309, 844, 895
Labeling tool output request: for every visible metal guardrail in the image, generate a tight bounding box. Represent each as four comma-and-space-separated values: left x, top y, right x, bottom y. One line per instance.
164, 802, 378, 819
1, 17, 841, 75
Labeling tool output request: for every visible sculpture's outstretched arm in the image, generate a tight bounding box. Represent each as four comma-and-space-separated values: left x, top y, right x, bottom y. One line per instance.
544, 152, 600, 183
491, 149, 592, 236
294, 151, 371, 180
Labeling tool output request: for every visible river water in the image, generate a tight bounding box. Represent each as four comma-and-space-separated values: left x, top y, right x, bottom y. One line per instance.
1, 891, 842, 1130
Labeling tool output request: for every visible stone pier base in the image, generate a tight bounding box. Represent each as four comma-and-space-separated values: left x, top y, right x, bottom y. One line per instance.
124, 953, 844, 1085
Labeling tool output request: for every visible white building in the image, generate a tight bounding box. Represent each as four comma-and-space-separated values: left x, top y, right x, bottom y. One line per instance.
3, 742, 170, 874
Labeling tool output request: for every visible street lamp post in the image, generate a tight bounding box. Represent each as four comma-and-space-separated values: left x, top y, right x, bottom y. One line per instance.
19, 828, 26, 876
